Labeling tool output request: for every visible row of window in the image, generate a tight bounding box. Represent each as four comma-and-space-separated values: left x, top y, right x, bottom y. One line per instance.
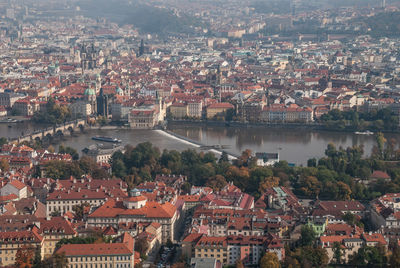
70, 263, 131, 268
71, 255, 131, 262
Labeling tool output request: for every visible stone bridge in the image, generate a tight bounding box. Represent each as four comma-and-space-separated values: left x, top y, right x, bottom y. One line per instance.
12, 119, 86, 144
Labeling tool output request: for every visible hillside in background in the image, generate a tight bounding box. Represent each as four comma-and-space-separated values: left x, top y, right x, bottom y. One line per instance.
78, 0, 204, 36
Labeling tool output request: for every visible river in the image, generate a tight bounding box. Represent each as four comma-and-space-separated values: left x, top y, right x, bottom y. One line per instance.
1, 122, 396, 165
167, 125, 394, 165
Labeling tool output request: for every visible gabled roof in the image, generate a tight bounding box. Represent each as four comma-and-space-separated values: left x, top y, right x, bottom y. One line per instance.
9, 180, 27, 190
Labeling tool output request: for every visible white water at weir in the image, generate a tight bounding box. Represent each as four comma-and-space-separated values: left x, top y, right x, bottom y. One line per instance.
153, 129, 200, 148
154, 129, 237, 160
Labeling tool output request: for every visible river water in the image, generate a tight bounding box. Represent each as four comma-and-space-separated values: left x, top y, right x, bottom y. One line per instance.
1, 122, 397, 165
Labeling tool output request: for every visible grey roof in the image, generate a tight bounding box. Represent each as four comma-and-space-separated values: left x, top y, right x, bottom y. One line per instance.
190, 258, 217, 268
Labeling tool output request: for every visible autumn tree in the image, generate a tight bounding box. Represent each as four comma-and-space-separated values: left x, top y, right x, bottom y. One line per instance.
374, 132, 386, 159
15, 245, 34, 268
47, 145, 55, 153
205, 175, 227, 191
171, 263, 186, 268
0, 158, 9, 172
336, 181, 352, 200
297, 176, 322, 198
72, 202, 90, 221
225, 165, 250, 190
41, 252, 68, 268
259, 176, 280, 194
260, 252, 280, 268
235, 259, 245, 268
234, 149, 254, 167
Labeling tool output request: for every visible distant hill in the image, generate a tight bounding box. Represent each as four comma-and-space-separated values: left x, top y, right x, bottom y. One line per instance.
78, 0, 204, 36
355, 11, 400, 37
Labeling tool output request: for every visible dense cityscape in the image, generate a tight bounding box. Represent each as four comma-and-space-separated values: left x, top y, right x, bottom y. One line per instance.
0, 0, 400, 267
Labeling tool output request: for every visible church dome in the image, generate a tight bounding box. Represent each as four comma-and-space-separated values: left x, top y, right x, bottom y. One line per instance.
84, 88, 95, 96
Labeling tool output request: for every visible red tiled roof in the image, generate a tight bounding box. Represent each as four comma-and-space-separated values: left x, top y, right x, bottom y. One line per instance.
57, 243, 133, 256
362, 233, 387, 245
9, 180, 26, 190
0, 193, 18, 202
0, 228, 43, 244
89, 199, 176, 219
370, 170, 390, 179
182, 233, 203, 243
38, 217, 76, 236
208, 103, 234, 109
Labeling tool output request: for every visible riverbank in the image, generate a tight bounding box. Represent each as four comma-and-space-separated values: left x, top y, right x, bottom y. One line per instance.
168, 119, 321, 130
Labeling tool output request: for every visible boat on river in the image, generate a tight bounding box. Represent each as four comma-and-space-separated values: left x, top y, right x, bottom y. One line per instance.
91, 136, 121, 143
354, 130, 374, 135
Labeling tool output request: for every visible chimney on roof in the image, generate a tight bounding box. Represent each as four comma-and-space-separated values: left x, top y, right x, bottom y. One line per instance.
47, 178, 50, 185
77, 187, 81, 192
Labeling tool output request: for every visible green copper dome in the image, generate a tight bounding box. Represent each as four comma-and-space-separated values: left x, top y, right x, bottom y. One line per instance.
84, 88, 96, 96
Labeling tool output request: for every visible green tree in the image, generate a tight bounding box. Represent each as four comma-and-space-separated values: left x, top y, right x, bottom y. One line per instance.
390, 244, 400, 267
0, 137, 7, 146
299, 225, 316, 247
59, 145, 79, 160
112, 158, 127, 178
32, 246, 42, 268
135, 237, 149, 258
96, 116, 107, 126
56, 236, 99, 248
332, 241, 343, 264
307, 158, 317, 167
32, 97, 72, 125
219, 151, 229, 163
376, 132, 386, 159
293, 246, 329, 267
348, 245, 387, 266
